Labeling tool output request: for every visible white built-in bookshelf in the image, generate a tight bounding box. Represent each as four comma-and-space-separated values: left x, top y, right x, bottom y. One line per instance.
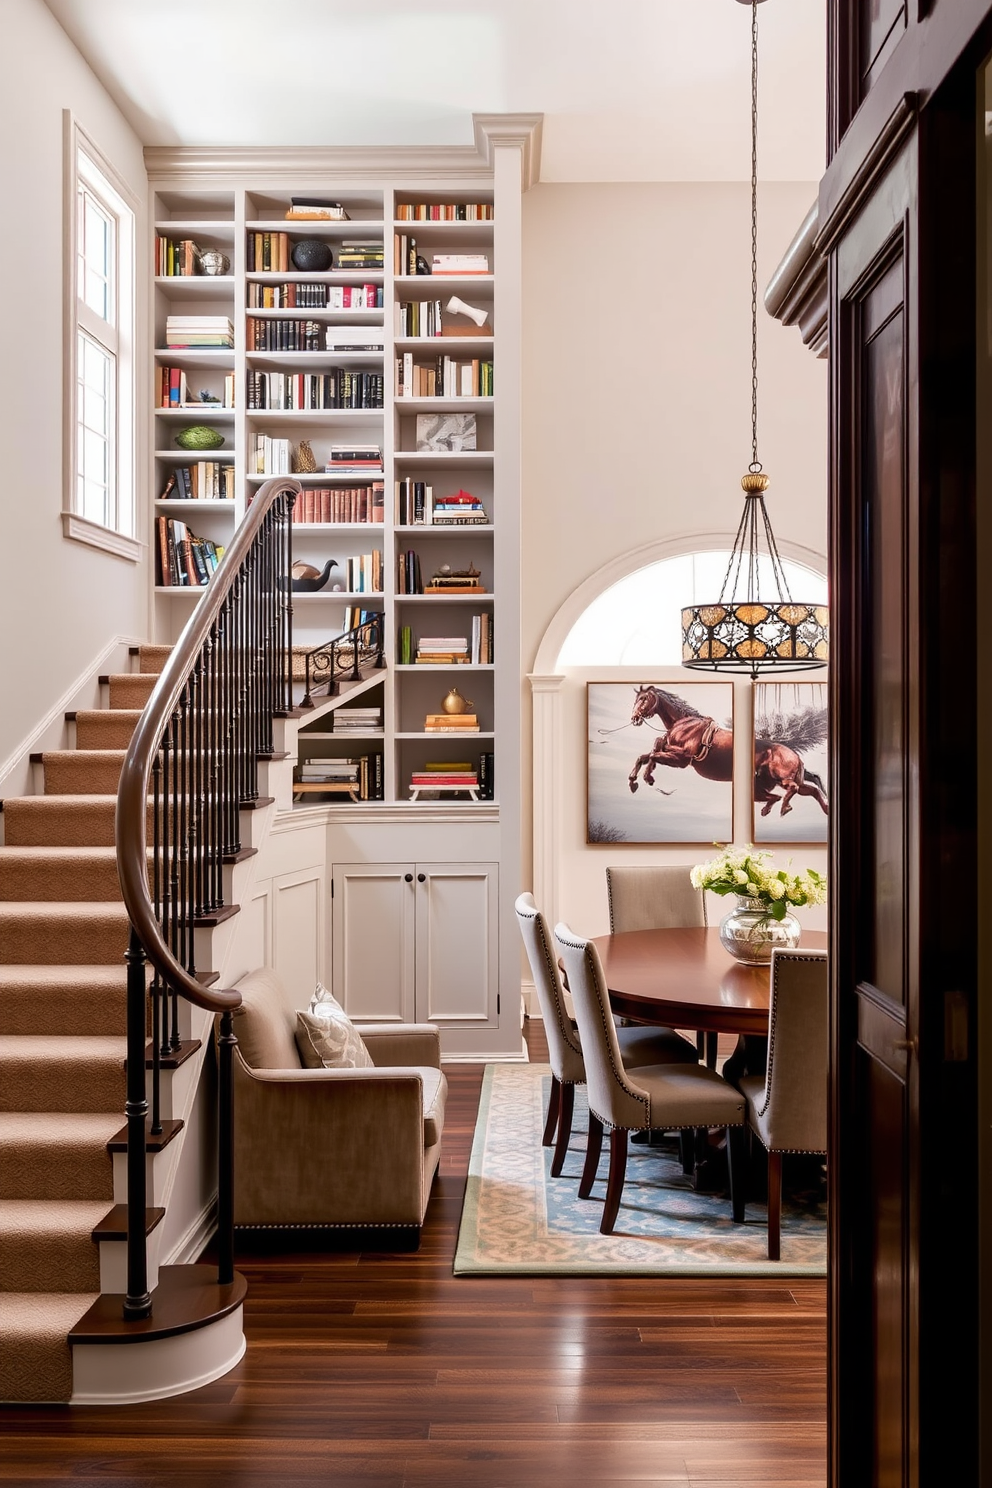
150, 179, 504, 812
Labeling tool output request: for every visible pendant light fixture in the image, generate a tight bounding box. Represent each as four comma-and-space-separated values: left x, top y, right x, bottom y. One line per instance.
681, 0, 828, 679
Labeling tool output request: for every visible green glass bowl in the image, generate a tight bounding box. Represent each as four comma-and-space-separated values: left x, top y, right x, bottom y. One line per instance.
174, 425, 225, 451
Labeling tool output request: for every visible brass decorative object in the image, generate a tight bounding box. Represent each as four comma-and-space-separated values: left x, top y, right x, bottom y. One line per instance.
441, 687, 473, 715
681, 0, 828, 681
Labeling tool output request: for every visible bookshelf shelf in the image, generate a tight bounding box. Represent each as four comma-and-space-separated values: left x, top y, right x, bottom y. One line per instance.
247, 352, 384, 368
247, 271, 385, 285
153, 275, 236, 298
395, 397, 493, 413
395, 664, 494, 672
156, 499, 236, 511
155, 449, 236, 460
395, 732, 495, 741
394, 593, 496, 604
248, 409, 382, 423
155, 406, 235, 420
394, 274, 494, 291
394, 524, 494, 535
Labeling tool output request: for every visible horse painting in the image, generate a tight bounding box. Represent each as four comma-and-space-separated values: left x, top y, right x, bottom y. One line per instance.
628, 685, 828, 818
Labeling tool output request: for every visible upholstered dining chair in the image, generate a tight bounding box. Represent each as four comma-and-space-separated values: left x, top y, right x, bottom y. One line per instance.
737, 948, 828, 1260
605, 864, 707, 935
514, 893, 697, 1179
553, 920, 747, 1235
606, 863, 711, 1071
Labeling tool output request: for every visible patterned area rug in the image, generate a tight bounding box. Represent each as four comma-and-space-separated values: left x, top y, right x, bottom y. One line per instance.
454, 1063, 827, 1276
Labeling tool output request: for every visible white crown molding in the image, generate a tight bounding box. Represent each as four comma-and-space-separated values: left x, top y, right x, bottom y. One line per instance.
145, 115, 544, 187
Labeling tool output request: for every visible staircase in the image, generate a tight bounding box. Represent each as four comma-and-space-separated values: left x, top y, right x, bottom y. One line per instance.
0, 646, 256, 1405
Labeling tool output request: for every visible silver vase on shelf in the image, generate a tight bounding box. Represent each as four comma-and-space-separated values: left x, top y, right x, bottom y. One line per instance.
718, 895, 801, 965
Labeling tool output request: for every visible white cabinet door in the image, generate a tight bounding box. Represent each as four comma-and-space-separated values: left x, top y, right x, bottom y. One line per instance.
331, 863, 416, 1023
271, 866, 324, 1001
413, 863, 499, 1027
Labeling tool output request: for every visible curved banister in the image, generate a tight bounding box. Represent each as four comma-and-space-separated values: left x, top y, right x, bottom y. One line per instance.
115, 476, 299, 1319
116, 478, 300, 1010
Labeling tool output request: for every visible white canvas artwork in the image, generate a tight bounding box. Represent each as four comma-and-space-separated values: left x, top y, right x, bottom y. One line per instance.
586, 682, 734, 845
416, 413, 477, 451
752, 681, 829, 844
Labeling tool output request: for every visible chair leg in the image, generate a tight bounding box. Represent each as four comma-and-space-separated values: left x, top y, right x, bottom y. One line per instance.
550, 1082, 575, 1177
542, 1074, 561, 1147
767, 1149, 782, 1260
601, 1128, 629, 1234
679, 1129, 694, 1174
578, 1113, 604, 1199
727, 1125, 747, 1223
705, 1031, 718, 1069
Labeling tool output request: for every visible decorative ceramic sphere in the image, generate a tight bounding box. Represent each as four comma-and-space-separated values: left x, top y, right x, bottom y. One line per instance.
291, 239, 333, 272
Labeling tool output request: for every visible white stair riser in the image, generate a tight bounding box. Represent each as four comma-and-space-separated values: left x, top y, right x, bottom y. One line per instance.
71, 1306, 245, 1404
99, 1223, 162, 1294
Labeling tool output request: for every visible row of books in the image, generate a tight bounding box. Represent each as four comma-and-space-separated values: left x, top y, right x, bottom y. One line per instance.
157, 367, 235, 409
430, 254, 490, 276
396, 202, 493, 221
395, 480, 488, 526
342, 551, 383, 593
247, 317, 325, 352
156, 516, 225, 587
250, 434, 292, 475
291, 483, 384, 524
395, 300, 445, 338
400, 617, 493, 665
246, 233, 292, 273
165, 315, 234, 349
247, 282, 384, 310
246, 370, 384, 411
410, 754, 494, 800
296, 754, 383, 801
155, 237, 216, 277
160, 463, 234, 502
396, 354, 493, 398
341, 606, 382, 633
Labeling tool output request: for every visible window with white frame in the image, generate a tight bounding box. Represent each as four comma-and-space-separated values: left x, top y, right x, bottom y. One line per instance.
64, 116, 138, 559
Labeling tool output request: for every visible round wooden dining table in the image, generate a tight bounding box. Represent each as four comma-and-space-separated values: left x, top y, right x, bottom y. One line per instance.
591, 926, 829, 1038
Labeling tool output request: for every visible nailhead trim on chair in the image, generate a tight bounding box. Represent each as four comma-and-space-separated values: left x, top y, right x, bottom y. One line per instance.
554, 924, 650, 1124
751, 950, 827, 1156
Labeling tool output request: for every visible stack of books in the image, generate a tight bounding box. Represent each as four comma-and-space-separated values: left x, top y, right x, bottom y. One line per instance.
430, 254, 490, 276
431, 490, 488, 525
325, 324, 385, 351
424, 712, 480, 734
165, 316, 234, 349
336, 240, 385, 271
326, 444, 383, 476
284, 198, 350, 222
331, 706, 383, 733
410, 765, 479, 792
425, 570, 485, 595
415, 636, 469, 664
297, 758, 361, 790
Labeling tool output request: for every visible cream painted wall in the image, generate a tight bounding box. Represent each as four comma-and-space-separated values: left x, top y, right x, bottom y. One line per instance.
519, 182, 828, 927
0, 0, 149, 770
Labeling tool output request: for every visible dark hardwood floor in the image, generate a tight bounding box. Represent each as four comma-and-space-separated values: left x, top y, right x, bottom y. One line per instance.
0, 1023, 826, 1487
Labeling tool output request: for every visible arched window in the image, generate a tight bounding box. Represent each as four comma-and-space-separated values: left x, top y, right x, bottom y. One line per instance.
555, 551, 829, 667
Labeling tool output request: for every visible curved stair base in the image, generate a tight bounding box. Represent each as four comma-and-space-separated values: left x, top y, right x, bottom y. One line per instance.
69, 1264, 247, 1405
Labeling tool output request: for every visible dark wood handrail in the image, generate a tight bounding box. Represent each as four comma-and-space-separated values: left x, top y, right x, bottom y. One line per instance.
116, 478, 300, 1012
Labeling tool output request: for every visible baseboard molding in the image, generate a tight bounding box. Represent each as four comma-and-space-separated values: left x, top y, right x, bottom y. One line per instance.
0, 633, 143, 798
71, 1307, 245, 1405
167, 1195, 218, 1265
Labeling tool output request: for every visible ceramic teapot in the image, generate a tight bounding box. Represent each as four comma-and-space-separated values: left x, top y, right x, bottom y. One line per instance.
441, 687, 474, 715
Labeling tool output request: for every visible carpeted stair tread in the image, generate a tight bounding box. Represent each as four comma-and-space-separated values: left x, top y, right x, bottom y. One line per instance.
0, 1112, 117, 1199
0, 1201, 105, 1291
0, 1036, 125, 1113
0, 847, 124, 902
40, 750, 126, 796
2, 796, 155, 848
72, 710, 143, 750
0, 966, 132, 1036
0, 902, 130, 965
0, 1292, 97, 1403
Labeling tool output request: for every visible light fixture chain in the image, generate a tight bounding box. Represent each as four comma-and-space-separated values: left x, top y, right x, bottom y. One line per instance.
750, 0, 760, 474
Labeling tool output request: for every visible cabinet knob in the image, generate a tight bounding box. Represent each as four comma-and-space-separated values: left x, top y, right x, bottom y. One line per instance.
417, 873, 426, 883
404, 873, 413, 883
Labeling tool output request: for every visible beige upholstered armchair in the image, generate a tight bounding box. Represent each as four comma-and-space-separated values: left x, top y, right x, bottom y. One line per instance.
226, 969, 446, 1238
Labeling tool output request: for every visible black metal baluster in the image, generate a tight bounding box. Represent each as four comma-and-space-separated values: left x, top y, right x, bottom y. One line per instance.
150, 750, 163, 1136
123, 926, 151, 1320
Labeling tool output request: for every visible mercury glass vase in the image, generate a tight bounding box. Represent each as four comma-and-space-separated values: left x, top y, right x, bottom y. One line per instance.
718, 895, 801, 964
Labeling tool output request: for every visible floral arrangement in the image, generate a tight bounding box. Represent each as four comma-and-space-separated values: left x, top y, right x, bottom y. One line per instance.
690, 845, 826, 922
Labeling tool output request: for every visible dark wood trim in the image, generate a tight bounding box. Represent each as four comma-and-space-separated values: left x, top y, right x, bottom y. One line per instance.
816, 92, 919, 256
193, 903, 240, 928
107, 1117, 184, 1154
763, 200, 829, 357
92, 1206, 166, 1242
69, 1264, 247, 1344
